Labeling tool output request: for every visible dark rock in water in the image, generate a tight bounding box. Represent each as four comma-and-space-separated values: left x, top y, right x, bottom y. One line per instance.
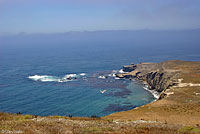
67, 76, 72, 80
123, 64, 136, 72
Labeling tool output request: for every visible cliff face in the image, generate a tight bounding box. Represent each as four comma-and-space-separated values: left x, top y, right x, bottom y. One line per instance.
144, 71, 178, 93
145, 72, 168, 92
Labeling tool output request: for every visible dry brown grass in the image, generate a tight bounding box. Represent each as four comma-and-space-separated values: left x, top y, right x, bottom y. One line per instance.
0, 112, 190, 134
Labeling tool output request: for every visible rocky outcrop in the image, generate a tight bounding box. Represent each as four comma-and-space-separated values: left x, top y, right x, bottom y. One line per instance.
123, 64, 137, 72
117, 62, 180, 95
115, 70, 139, 79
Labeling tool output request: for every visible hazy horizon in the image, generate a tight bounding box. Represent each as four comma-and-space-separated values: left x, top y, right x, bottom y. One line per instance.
1, 28, 200, 36
1, 0, 200, 34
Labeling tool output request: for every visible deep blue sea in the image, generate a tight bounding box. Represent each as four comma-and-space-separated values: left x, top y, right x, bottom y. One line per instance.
0, 30, 200, 117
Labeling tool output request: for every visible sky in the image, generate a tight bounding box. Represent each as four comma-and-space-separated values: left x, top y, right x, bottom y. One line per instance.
0, 0, 200, 34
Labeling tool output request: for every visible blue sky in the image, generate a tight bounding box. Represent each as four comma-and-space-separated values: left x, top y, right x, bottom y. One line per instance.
0, 0, 200, 34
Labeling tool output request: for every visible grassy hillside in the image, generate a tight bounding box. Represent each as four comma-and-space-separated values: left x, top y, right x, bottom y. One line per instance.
1, 112, 199, 134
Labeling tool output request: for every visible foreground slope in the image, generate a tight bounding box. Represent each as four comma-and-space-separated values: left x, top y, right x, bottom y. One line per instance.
0, 112, 187, 134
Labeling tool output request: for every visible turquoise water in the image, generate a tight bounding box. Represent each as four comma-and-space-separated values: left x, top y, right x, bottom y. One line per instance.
0, 31, 200, 117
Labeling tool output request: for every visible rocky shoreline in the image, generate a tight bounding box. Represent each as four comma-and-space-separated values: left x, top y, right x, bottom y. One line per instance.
116, 61, 181, 100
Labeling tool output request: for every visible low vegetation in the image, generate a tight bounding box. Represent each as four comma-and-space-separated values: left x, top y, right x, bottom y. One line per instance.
1, 112, 197, 134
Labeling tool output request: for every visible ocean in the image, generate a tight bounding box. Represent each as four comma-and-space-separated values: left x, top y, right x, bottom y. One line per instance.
0, 30, 200, 117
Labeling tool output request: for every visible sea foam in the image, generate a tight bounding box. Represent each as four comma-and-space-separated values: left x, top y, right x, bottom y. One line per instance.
64, 74, 77, 78
119, 69, 125, 73
98, 76, 106, 79
28, 73, 87, 83
143, 85, 160, 99
79, 73, 86, 76
28, 75, 59, 82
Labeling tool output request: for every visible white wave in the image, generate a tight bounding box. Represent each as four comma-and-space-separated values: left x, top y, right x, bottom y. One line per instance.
28, 75, 48, 81
108, 69, 126, 78
119, 69, 125, 73
64, 74, 77, 78
79, 73, 86, 76
114, 77, 120, 80
57, 79, 70, 83
28, 74, 76, 82
108, 70, 118, 77
108, 74, 112, 77
143, 85, 160, 99
98, 76, 106, 79
28, 75, 60, 82
119, 69, 129, 73
108, 73, 116, 77
40, 78, 58, 82
28, 72, 87, 83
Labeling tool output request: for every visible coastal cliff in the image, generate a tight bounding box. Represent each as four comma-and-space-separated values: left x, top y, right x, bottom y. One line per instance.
105, 60, 200, 127
116, 61, 181, 98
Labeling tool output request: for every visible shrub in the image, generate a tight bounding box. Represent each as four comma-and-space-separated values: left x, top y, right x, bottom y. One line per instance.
177, 126, 200, 133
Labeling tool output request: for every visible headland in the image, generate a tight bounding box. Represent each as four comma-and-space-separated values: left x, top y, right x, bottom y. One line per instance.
104, 60, 200, 126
